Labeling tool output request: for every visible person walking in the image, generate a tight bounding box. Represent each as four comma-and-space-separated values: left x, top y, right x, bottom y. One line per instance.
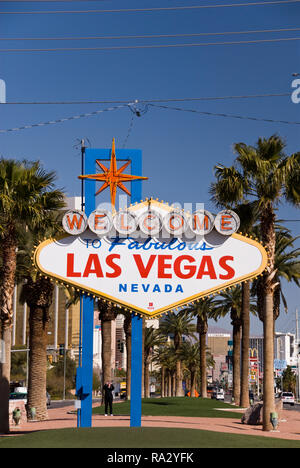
103, 382, 114, 416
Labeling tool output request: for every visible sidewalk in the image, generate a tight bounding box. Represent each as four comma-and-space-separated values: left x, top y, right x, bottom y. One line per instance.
4, 403, 300, 442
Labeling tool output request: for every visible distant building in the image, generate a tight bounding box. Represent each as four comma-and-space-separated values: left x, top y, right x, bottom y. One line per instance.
274, 332, 299, 368
11, 284, 80, 358
207, 333, 231, 355
249, 336, 264, 376
207, 331, 231, 383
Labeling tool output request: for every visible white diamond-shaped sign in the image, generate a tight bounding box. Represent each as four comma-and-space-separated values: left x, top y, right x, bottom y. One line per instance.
34, 201, 268, 317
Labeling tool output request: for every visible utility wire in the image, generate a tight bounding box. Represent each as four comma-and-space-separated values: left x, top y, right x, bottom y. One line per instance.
148, 103, 300, 125
0, 104, 129, 133
2, 102, 300, 134
1, 0, 300, 14
2, 27, 300, 41
0, 93, 291, 105
2, 36, 300, 51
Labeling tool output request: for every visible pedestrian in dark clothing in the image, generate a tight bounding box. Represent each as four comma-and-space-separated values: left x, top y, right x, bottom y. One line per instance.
103, 382, 114, 416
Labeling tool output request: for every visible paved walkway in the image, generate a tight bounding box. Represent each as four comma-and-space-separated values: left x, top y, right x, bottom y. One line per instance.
3, 404, 300, 442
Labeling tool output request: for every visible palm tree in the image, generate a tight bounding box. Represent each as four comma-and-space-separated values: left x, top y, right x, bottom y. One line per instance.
212, 286, 244, 404
189, 298, 215, 398
273, 229, 300, 323
160, 311, 196, 396
209, 195, 259, 408
254, 227, 300, 329
153, 343, 176, 397
18, 225, 65, 422
21, 275, 54, 420
179, 341, 200, 397
211, 135, 300, 430
0, 159, 64, 432
144, 325, 165, 398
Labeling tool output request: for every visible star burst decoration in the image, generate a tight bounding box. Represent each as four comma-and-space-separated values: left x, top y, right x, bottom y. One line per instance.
78, 138, 148, 211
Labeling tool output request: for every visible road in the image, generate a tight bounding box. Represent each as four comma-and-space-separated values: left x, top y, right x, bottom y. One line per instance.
283, 403, 300, 412
49, 399, 102, 409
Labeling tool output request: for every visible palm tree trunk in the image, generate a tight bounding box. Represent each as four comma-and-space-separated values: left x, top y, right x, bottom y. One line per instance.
175, 333, 184, 397
198, 316, 208, 398
240, 282, 250, 408
168, 372, 172, 397
27, 305, 48, 421
172, 372, 176, 396
232, 320, 241, 405
0, 230, 17, 433
161, 366, 165, 398
190, 369, 196, 397
101, 319, 113, 385
22, 276, 53, 421
263, 292, 275, 431
175, 360, 183, 396
0, 325, 11, 434
144, 355, 150, 398
124, 314, 131, 400
261, 204, 276, 431
99, 303, 116, 390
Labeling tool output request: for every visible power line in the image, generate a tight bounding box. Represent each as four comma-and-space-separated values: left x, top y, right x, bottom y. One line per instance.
1, 0, 300, 14
148, 103, 300, 125
0, 93, 291, 105
1, 102, 300, 134
2, 27, 300, 41
1, 36, 300, 51
0, 104, 129, 133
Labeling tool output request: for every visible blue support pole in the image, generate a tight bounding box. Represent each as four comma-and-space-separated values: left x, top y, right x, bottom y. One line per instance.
128, 151, 143, 429
78, 149, 95, 428
130, 314, 143, 427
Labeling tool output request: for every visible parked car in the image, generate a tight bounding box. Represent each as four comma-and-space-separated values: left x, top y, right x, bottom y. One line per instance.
212, 389, 225, 401
9, 392, 27, 404
9, 391, 51, 407
281, 392, 295, 406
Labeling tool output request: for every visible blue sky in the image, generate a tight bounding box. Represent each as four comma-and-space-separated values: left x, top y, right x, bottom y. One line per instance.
0, 0, 299, 335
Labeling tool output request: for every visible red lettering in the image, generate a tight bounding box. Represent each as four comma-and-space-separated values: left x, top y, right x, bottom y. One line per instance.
66, 253, 81, 277
193, 214, 209, 231
94, 214, 106, 231
66, 213, 84, 231
158, 255, 173, 278
174, 255, 197, 279
219, 256, 235, 280
197, 256, 217, 279
221, 215, 232, 231
106, 254, 122, 278
133, 255, 156, 278
83, 254, 104, 278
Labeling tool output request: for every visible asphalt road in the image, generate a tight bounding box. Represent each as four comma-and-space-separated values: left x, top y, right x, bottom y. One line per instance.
283, 403, 300, 412
49, 399, 102, 409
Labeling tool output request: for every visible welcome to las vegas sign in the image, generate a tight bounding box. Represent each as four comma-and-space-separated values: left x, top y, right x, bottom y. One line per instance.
34, 199, 268, 318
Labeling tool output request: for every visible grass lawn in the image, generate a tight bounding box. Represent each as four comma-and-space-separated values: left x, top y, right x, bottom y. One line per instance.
1, 427, 300, 448
93, 397, 244, 419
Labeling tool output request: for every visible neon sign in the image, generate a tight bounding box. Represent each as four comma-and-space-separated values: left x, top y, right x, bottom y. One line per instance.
34, 200, 268, 318
62, 205, 241, 238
